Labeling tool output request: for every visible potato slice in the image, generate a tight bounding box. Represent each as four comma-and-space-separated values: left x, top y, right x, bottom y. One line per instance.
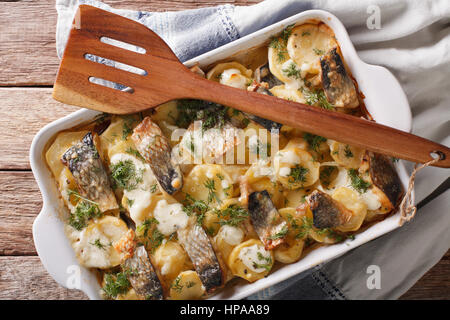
206, 62, 252, 87
274, 147, 320, 189
153, 240, 191, 285
182, 164, 233, 206
287, 24, 338, 75
270, 84, 306, 103
332, 187, 367, 232
170, 270, 205, 300
228, 239, 274, 282
329, 141, 364, 169
74, 216, 128, 269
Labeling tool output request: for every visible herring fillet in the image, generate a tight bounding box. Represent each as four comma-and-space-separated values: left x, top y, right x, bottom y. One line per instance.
61, 131, 118, 212
248, 190, 287, 250
309, 190, 347, 229
131, 116, 183, 195
320, 48, 359, 108
177, 218, 224, 294
123, 246, 164, 300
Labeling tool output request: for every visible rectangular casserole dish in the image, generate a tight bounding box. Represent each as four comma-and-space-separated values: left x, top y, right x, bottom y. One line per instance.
31, 9, 412, 300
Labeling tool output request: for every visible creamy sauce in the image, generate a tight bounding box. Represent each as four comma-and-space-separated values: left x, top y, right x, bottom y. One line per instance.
238, 244, 272, 273
154, 199, 189, 236
278, 149, 300, 165
220, 69, 248, 89
218, 225, 244, 246
110, 153, 158, 224
279, 166, 291, 177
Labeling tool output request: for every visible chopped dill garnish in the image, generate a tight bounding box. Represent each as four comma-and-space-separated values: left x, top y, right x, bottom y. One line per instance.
344, 145, 353, 158
268, 225, 289, 240
125, 147, 145, 161
252, 252, 273, 272
137, 218, 164, 252
126, 198, 134, 208
282, 62, 301, 79
182, 194, 209, 226
175, 99, 229, 132
215, 204, 249, 227
150, 183, 158, 193
90, 238, 108, 250
204, 178, 221, 204
288, 165, 309, 184
67, 190, 102, 231
313, 48, 325, 55
121, 116, 136, 140
303, 133, 327, 152
348, 169, 371, 193
320, 166, 336, 187
300, 87, 334, 110
102, 271, 131, 299
171, 276, 183, 293
110, 160, 143, 191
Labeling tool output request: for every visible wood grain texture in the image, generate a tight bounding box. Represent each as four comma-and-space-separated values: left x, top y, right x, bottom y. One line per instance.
0, 0, 260, 86
0, 88, 77, 170
400, 251, 450, 300
0, 171, 41, 255
0, 256, 87, 300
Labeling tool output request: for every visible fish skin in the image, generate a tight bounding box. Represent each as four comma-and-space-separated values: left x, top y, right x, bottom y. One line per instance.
309, 190, 345, 229
320, 48, 359, 108
177, 218, 224, 294
131, 117, 183, 195
244, 113, 283, 131
248, 190, 287, 250
61, 132, 118, 212
123, 246, 165, 300
368, 152, 403, 207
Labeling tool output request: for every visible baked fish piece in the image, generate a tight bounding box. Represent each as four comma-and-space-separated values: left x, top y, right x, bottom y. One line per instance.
309, 190, 348, 229
123, 245, 165, 300
131, 116, 183, 195
248, 190, 287, 250
177, 218, 224, 294
61, 131, 118, 212
368, 152, 403, 208
320, 48, 359, 108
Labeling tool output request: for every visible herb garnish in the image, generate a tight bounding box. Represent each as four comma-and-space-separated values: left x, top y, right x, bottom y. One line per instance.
175, 99, 229, 132
313, 48, 325, 55
252, 252, 273, 272
90, 238, 108, 250
102, 271, 131, 299
348, 169, 371, 193
67, 190, 102, 231
182, 194, 209, 226
137, 218, 164, 252
125, 147, 145, 161
344, 145, 353, 158
303, 133, 327, 152
300, 87, 333, 110
171, 276, 183, 293
204, 179, 221, 204
215, 204, 249, 227
110, 160, 143, 191
268, 225, 289, 240
282, 62, 301, 79
288, 165, 309, 184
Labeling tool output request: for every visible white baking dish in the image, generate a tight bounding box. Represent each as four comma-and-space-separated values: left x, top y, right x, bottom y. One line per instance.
31, 9, 412, 300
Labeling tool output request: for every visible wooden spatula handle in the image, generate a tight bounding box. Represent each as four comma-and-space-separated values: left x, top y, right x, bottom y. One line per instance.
178, 72, 450, 168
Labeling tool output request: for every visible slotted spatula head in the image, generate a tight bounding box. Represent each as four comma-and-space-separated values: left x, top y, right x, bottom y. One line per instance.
53, 5, 192, 114
53, 5, 450, 167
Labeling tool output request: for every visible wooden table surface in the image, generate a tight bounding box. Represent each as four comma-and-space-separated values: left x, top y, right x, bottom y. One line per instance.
0, 0, 448, 300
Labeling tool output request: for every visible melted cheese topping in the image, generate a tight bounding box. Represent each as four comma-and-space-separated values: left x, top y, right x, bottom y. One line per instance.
110, 153, 158, 224
238, 244, 271, 273
218, 225, 244, 246
220, 69, 248, 89
154, 199, 189, 236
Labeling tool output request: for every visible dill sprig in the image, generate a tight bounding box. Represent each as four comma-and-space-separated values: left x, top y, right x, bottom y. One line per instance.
102, 271, 131, 299
288, 165, 309, 184
137, 218, 164, 252
182, 194, 210, 226
348, 169, 371, 193
171, 276, 183, 293
110, 160, 143, 191
300, 87, 334, 110
204, 179, 221, 204
215, 204, 249, 227
282, 62, 301, 79
252, 251, 273, 272
67, 189, 102, 231
125, 147, 145, 162
303, 133, 327, 152
268, 225, 289, 240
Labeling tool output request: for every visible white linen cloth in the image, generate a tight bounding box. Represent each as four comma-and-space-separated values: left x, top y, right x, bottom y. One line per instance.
55, 0, 450, 299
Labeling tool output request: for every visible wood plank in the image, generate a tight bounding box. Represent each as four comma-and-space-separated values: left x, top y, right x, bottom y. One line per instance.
0, 0, 260, 86
400, 250, 450, 300
0, 256, 87, 299
0, 171, 42, 255
0, 88, 77, 170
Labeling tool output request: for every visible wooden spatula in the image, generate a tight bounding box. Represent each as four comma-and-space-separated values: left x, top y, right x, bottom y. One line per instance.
53, 5, 450, 168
